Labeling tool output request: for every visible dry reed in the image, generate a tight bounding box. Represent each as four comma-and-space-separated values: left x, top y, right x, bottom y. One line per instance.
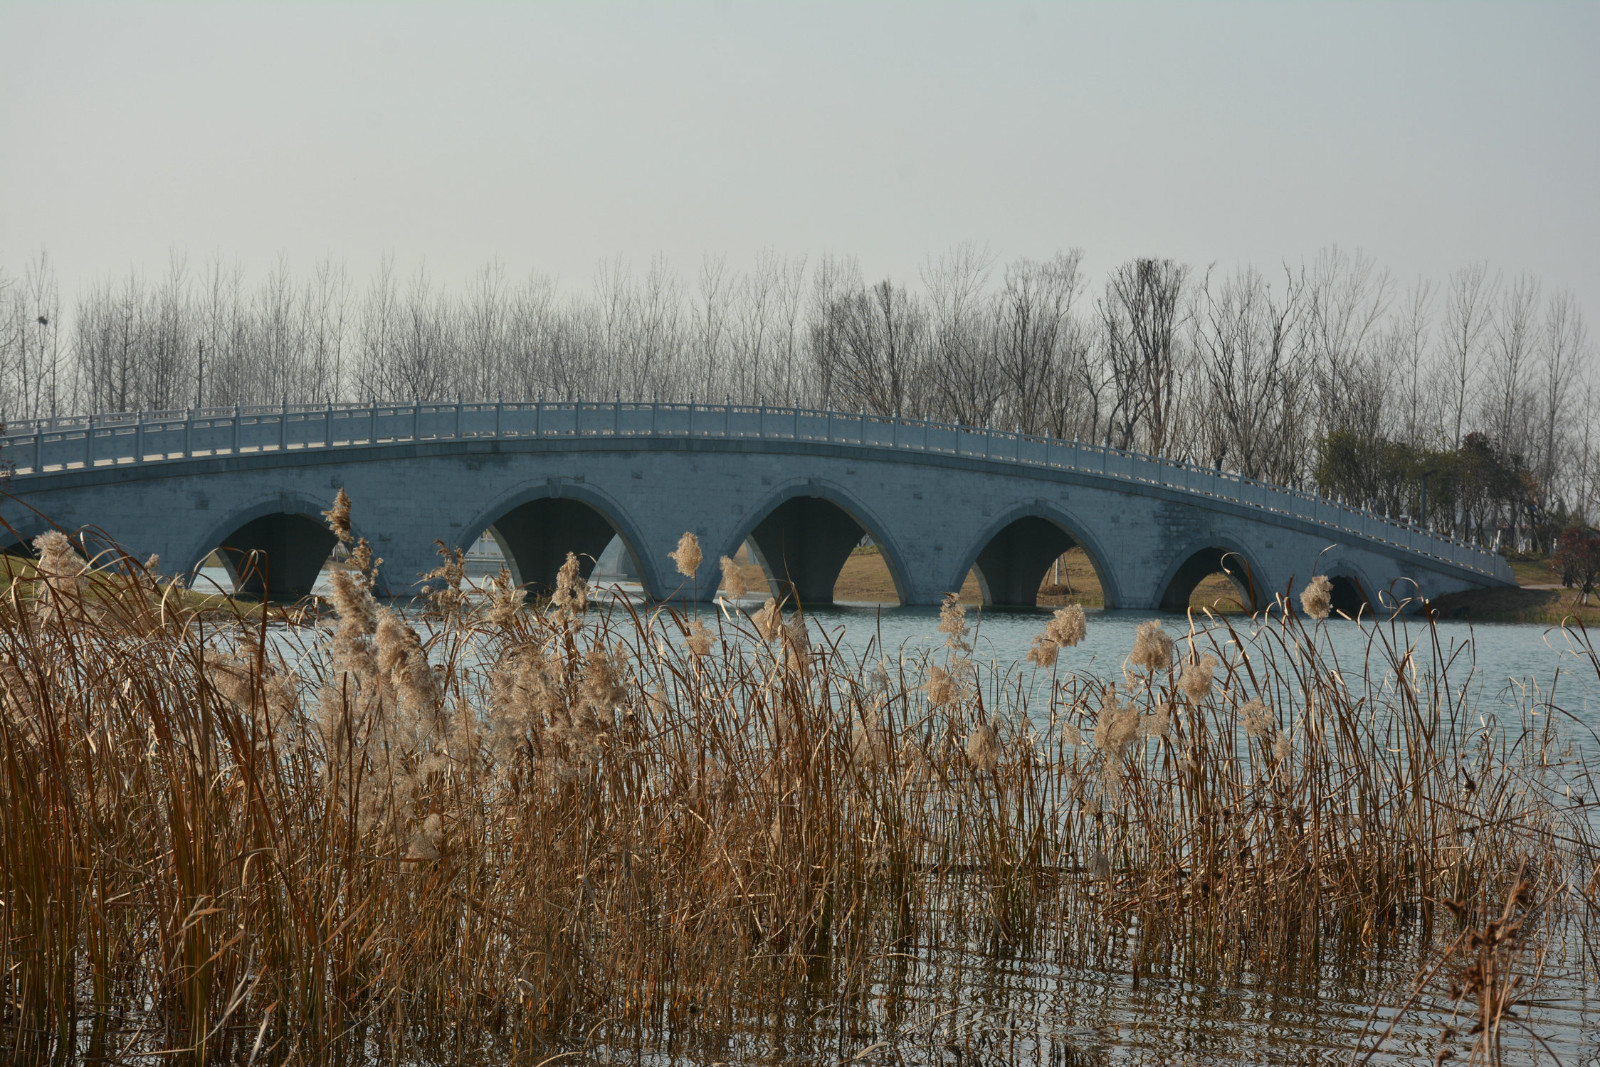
2, 502, 1597, 1065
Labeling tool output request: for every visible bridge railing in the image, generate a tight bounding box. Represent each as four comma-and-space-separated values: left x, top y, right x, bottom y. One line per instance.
0, 399, 1511, 580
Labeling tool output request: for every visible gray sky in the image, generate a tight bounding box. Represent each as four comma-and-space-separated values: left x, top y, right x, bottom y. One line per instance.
3, 1, 1597, 315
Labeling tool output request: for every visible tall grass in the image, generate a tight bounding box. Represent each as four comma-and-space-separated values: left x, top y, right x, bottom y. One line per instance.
2, 501, 1597, 1064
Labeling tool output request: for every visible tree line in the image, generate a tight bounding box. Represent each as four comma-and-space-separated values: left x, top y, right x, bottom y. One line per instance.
1, 246, 1594, 549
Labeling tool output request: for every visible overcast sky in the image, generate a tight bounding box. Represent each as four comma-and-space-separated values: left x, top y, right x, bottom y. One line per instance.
3, 1, 1596, 317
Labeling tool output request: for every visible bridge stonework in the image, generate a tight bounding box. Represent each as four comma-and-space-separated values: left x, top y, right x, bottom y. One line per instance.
0, 401, 1513, 611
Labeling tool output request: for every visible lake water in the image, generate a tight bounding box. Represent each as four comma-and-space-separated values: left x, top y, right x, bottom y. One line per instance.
203, 562, 1600, 752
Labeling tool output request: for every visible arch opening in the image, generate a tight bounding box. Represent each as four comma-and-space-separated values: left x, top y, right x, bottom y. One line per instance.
200, 512, 340, 601
1328, 574, 1370, 618
739, 496, 903, 607
482, 498, 643, 596
1159, 547, 1263, 614
966, 516, 1113, 609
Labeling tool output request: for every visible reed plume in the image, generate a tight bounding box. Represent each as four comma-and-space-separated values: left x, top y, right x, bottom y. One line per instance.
669, 531, 703, 579
1129, 618, 1174, 674
938, 591, 969, 652
552, 550, 588, 614
1239, 698, 1274, 738
30, 530, 86, 627
321, 486, 353, 543
685, 617, 714, 658
1301, 573, 1334, 619
752, 596, 782, 641
1179, 652, 1218, 702
421, 540, 469, 617
719, 554, 747, 599
1027, 604, 1089, 668
965, 721, 1000, 775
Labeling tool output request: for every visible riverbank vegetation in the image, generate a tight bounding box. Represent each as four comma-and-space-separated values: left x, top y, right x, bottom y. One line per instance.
4, 501, 1598, 1064
1427, 540, 1600, 625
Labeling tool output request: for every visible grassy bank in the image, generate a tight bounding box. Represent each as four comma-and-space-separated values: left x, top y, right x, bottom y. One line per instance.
1428, 552, 1600, 624
3, 509, 1598, 1064
0, 552, 293, 625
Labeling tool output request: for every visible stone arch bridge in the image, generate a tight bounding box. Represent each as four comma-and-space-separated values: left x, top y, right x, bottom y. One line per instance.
0, 400, 1512, 612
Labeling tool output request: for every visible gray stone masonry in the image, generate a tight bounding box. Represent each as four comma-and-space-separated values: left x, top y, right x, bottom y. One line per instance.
0, 400, 1513, 610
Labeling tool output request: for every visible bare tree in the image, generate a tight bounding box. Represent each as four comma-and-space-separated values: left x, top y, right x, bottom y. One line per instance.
632, 255, 687, 400
806, 254, 862, 410
1302, 247, 1391, 441
1191, 264, 1305, 479
1391, 276, 1435, 447
505, 271, 559, 399
817, 278, 926, 417
1100, 258, 1190, 454
995, 251, 1084, 434
3, 252, 65, 419
1536, 289, 1587, 503
1482, 273, 1541, 463
771, 254, 808, 406
733, 250, 780, 401
354, 257, 400, 401
694, 255, 730, 399
922, 243, 1000, 427
1441, 262, 1499, 449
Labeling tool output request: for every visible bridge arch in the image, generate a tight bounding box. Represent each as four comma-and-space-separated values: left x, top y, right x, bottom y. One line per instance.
951, 502, 1123, 608
724, 479, 912, 607
0, 514, 49, 559
1317, 559, 1377, 619
185, 493, 355, 600
459, 482, 661, 599
1156, 536, 1272, 614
